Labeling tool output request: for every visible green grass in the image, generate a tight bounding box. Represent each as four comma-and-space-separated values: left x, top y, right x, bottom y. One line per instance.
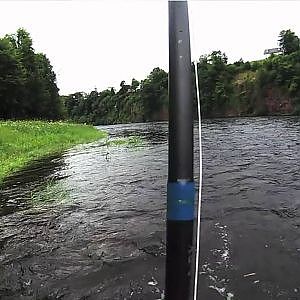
0, 120, 107, 183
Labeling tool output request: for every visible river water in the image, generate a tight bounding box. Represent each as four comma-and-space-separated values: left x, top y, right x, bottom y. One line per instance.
0, 117, 300, 300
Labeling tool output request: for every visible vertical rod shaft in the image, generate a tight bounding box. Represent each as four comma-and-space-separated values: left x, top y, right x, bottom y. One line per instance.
166, 1, 195, 299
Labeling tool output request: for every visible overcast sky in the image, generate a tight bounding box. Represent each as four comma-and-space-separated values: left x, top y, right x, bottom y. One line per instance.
1, 0, 300, 95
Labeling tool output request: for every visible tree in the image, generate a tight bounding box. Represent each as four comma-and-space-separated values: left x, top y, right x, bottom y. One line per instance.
140, 67, 168, 121
196, 51, 232, 117
0, 37, 25, 119
278, 29, 300, 55
0, 28, 61, 120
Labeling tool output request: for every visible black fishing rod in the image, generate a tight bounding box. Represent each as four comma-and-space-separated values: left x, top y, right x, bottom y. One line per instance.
166, 0, 195, 299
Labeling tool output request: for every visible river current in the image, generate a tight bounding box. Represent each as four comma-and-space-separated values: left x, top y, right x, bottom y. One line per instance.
0, 117, 300, 299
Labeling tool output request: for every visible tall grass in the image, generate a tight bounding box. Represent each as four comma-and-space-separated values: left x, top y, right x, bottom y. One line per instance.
0, 120, 106, 183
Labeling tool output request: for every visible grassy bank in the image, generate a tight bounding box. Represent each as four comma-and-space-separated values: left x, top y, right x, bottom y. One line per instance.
0, 120, 106, 183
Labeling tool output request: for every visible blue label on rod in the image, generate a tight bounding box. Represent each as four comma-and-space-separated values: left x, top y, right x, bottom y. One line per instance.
167, 181, 195, 221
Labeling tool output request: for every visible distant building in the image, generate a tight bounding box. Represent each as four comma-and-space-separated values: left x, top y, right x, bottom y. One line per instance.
264, 48, 283, 55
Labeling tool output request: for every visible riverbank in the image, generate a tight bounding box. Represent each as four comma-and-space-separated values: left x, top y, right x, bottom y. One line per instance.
0, 120, 106, 183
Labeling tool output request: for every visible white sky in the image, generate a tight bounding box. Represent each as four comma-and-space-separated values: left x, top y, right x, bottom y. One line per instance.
1, 0, 300, 95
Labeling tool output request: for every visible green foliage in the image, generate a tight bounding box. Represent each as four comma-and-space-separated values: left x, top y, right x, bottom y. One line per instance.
193, 30, 300, 117
196, 50, 242, 117
257, 47, 300, 109
64, 68, 168, 125
279, 29, 300, 55
0, 28, 61, 120
0, 120, 106, 182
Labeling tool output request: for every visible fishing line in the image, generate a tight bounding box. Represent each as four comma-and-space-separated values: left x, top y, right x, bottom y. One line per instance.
189, 3, 203, 299
192, 59, 203, 300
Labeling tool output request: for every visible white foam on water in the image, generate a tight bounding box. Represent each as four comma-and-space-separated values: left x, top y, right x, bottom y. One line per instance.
200, 222, 235, 299
222, 249, 229, 261
148, 276, 158, 286
208, 285, 235, 299
243, 272, 256, 278
209, 285, 226, 294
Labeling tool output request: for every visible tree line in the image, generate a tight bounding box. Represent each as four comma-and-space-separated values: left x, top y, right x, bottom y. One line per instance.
1, 28, 300, 124
63, 29, 300, 123
62, 67, 168, 125
0, 28, 61, 120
